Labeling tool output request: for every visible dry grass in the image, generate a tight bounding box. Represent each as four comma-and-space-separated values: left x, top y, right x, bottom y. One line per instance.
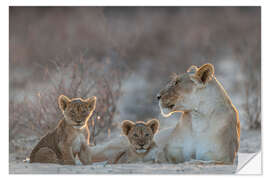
9, 55, 128, 153
236, 36, 261, 129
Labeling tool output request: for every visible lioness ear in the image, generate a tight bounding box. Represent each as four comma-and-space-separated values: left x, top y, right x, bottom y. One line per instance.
85, 96, 97, 111
122, 120, 135, 136
187, 65, 198, 74
194, 63, 214, 84
58, 95, 70, 111
146, 119, 160, 135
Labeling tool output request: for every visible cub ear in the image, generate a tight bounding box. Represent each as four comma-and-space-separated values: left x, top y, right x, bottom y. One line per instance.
58, 95, 71, 111
121, 120, 135, 136
193, 63, 214, 84
187, 65, 198, 74
85, 96, 97, 111
146, 119, 160, 135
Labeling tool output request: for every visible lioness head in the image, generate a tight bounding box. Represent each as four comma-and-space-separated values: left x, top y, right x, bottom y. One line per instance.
58, 95, 96, 128
157, 63, 215, 117
122, 119, 159, 154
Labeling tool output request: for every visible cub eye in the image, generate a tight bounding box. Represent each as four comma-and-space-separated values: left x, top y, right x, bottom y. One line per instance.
145, 133, 150, 137
82, 110, 88, 114
134, 134, 138, 137
175, 80, 180, 85
70, 110, 75, 114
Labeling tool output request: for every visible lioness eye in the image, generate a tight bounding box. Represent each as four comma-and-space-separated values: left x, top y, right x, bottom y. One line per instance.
134, 134, 138, 137
145, 134, 149, 137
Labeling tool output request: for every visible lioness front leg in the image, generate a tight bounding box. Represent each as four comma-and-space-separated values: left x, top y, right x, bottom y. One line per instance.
155, 148, 167, 163
198, 151, 233, 164
165, 144, 186, 163
155, 143, 185, 163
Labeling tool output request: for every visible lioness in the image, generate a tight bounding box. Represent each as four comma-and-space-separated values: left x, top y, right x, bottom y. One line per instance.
29, 95, 96, 165
156, 63, 240, 164
110, 119, 159, 164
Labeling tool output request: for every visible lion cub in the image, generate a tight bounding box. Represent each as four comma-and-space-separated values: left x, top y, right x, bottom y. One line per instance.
29, 95, 96, 165
111, 119, 160, 164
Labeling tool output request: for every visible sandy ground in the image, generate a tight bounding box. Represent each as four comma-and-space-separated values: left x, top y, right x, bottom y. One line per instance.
239, 129, 261, 153
10, 153, 258, 174
9, 129, 260, 174
9, 152, 258, 174
10, 161, 238, 174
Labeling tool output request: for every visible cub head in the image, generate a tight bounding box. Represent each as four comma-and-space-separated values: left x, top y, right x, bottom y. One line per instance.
58, 95, 97, 129
157, 63, 215, 117
121, 119, 159, 154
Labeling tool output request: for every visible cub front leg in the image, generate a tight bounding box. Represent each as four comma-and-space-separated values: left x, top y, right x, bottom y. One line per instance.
60, 145, 75, 165
78, 143, 92, 165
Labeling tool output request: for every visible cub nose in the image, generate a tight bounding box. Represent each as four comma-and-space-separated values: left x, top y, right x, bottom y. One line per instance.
157, 93, 161, 100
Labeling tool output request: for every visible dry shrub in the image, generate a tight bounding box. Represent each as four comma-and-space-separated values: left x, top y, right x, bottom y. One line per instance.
237, 38, 261, 129
242, 61, 261, 129
9, 8, 261, 155
9, 55, 127, 152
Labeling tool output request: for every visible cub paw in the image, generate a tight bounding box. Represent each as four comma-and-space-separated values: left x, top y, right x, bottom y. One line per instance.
60, 159, 76, 165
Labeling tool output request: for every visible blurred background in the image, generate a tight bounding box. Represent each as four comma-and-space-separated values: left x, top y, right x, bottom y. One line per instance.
9, 7, 261, 161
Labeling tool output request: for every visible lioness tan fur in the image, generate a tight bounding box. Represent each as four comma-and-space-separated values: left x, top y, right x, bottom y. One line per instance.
29, 95, 96, 165
156, 63, 240, 164
89, 63, 240, 164
109, 119, 159, 164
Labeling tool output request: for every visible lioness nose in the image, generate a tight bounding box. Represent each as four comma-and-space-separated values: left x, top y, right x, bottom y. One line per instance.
157, 94, 161, 100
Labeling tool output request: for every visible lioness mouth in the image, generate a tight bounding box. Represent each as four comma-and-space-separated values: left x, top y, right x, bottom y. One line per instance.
169, 104, 175, 109
159, 101, 182, 117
